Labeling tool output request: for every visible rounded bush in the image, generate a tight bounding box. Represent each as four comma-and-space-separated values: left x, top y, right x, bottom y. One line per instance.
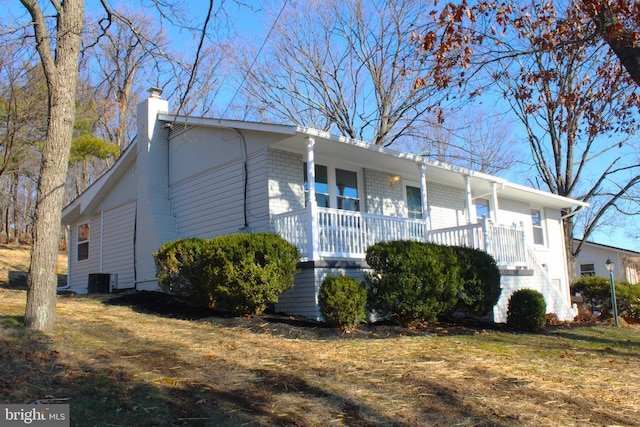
154, 233, 300, 316
451, 246, 501, 316
319, 275, 367, 330
207, 233, 300, 316
365, 240, 461, 326
506, 289, 547, 332
154, 238, 213, 306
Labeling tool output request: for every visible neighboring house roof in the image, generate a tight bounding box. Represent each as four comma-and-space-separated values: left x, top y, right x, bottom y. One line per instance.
574, 239, 640, 261
62, 113, 588, 223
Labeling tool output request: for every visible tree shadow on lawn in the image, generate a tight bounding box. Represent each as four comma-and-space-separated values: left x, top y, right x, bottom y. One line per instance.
2, 313, 481, 427
0, 315, 301, 426
100, 290, 508, 340
546, 327, 640, 360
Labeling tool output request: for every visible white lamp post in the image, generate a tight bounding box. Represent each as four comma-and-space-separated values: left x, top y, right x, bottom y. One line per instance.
605, 258, 619, 327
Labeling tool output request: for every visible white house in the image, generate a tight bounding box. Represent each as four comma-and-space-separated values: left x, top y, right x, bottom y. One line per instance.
61, 89, 588, 323
574, 240, 640, 284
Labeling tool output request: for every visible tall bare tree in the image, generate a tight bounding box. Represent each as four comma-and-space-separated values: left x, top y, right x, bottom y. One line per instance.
19, 0, 84, 330
233, 0, 443, 147
86, 9, 166, 152
400, 108, 522, 175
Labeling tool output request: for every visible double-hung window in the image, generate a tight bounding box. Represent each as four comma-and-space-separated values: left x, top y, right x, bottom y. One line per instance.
335, 168, 359, 211
406, 186, 423, 219
77, 222, 90, 261
303, 164, 329, 207
531, 209, 545, 246
303, 163, 360, 211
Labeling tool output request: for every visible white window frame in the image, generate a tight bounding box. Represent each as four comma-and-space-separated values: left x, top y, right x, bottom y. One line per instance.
77, 222, 90, 261
405, 185, 423, 219
304, 161, 362, 211
580, 263, 596, 276
531, 208, 546, 246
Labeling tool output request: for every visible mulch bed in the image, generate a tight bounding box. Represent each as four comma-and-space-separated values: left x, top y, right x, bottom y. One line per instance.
87, 290, 513, 341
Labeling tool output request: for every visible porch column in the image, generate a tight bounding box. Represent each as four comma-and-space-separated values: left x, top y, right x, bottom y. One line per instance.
306, 137, 319, 260
465, 175, 475, 224
419, 164, 429, 226
490, 182, 500, 224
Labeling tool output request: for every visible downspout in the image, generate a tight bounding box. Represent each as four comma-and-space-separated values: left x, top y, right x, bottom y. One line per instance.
100, 210, 104, 272
231, 128, 250, 231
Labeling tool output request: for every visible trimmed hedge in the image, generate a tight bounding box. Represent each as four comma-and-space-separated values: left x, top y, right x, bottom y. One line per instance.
319, 275, 367, 331
451, 246, 501, 316
365, 241, 461, 326
153, 238, 214, 306
571, 275, 611, 314
506, 289, 547, 332
614, 281, 640, 322
154, 233, 300, 316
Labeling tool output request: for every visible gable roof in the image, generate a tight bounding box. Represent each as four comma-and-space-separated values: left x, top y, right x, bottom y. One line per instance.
160, 114, 588, 210
62, 113, 588, 224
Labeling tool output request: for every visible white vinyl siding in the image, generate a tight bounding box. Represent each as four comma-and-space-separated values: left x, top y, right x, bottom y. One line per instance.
170, 150, 270, 238
102, 202, 136, 289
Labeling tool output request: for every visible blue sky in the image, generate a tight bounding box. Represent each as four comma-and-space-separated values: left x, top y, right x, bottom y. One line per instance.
4, 0, 638, 251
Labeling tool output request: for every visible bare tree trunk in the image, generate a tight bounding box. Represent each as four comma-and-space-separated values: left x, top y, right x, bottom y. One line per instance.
564, 215, 577, 283
11, 171, 19, 244
22, 0, 84, 331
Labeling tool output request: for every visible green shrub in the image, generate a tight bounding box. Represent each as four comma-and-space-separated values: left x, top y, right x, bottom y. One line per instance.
319, 275, 367, 330
154, 238, 213, 306
506, 289, 547, 332
571, 275, 611, 315
365, 240, 461, 326
451, 246, 501, 316
205, 233, 300, 316
615, 281, 640, 323
154, 233, 300, 316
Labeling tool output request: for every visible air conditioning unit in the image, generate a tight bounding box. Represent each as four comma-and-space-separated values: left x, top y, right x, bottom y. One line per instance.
88, 273, 118, 293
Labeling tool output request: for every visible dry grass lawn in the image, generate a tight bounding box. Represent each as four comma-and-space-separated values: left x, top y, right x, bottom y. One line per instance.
1, 244, 639, 426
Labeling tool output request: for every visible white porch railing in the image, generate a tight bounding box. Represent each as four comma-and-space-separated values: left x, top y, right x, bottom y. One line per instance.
272, 207, 528, 266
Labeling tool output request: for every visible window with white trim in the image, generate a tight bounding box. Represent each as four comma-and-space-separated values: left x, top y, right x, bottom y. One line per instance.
303, 163, 329, 207
303, 163, 360, 211
335, 168, 359, 211
77, 222, 90, 261
406, 186, 423, 219
580, 263, 595, 276
531, 209, 545, 246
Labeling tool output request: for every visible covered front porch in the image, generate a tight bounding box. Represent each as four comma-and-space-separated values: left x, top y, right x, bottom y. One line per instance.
272, 206, 529, 268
